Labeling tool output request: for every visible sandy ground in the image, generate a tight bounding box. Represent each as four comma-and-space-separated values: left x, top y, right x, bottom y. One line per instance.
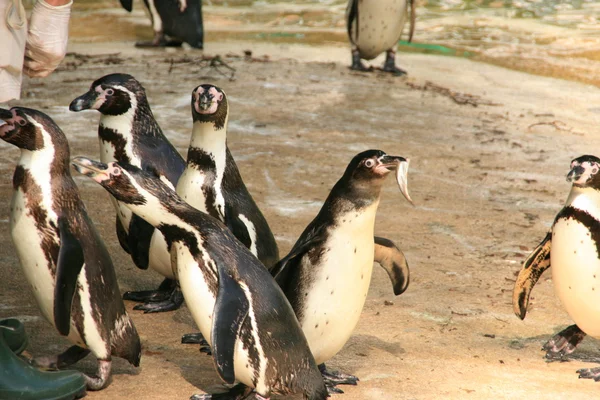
2, 40, 600, 400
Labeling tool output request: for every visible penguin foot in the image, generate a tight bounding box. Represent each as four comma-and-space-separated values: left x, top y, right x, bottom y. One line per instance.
131, 286, 184, 313
33, 346, 90, 369
350, 50, 371, 72
199, 345, 212, 355
191, 383, 253, 399
577, 367, 600, 382
135, 32, 183, 48
319, 363, 359, 386
84, 360, 112, 391
382, 49, 407, 76
181, 332, 208, 346
543, 324, 586, 360
381, 64, 407, 76
123, 278, 177, 303
326, 385, 344, 395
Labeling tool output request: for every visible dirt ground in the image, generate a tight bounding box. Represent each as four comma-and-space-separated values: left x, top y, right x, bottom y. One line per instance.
2, 39, 600, 400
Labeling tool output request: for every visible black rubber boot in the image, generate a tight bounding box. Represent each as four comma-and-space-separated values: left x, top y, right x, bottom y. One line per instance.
0, 318, 27, 354
0, 332, 87, 399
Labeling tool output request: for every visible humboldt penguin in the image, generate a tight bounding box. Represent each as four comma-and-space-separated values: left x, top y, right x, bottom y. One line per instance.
119, 0, 203, 49
346, 0, 416, 75
272, 149, 413, 392
0, 107, 141, 390
69, 73, 186, 313
72, 157, 328, 400
513, 155, 600, 381
178, 84, 279, 268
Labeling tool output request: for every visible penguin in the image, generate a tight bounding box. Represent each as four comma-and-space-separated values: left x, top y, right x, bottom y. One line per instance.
272, 149, 413, 391
513, 155, 600, 381
69, 73, 186, 313
346, 0, 416, 75
71, 157, 328, 400
0, 107, 141, 390
119, 0, 203, 49
178, 84, 279, 269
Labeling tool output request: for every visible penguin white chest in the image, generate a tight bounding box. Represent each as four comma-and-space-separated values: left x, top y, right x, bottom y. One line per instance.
301, 205, 377, 364
551, 217, 600, 338
350, 0, 408, 60
176, 168, 211, 214
10, 188, 56, 324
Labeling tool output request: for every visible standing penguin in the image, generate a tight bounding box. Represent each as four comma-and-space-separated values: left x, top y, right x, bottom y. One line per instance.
69, 73, 186, 313
72, 157, 328, 400
178, 84, 279, 269
119, 0, 203, 49
272, 149, 413, 391
0, 108, 141, 390
346, 0, 416, 75
513, 155, 600, 381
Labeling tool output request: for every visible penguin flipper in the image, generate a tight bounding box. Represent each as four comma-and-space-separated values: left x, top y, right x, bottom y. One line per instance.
512, 231, 552, 320
128, 214, 154, 270
224, 204, 252, 250
271, 224, 327, 280
346, 0, 360, 46
211, 265, 249, 384
116, 215, 131, 254
374, 236, 410, 296
119, 0, 133, 12
54, 217, 85, 336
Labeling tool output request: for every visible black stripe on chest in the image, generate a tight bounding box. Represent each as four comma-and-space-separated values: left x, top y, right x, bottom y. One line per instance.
13, 165, 60, 277
158, 223, 218, 294
555, 206, 600, 257
186, 147, 221, 219
99, 127, 131, 164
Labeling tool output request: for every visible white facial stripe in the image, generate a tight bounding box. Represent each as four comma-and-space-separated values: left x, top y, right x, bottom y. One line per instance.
98, 84, 139, 167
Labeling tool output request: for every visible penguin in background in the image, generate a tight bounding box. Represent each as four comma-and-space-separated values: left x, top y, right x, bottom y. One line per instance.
72, 157, 328, 400
346, 0, 416, 75
119, 0, 204, 49
70, 73, 186, 313
0, 107, 141, 390
513, 155, 600, 381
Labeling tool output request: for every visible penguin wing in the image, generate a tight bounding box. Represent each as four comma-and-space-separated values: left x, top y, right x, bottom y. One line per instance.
138, 139, 185, 188
346, 0, 360, 45
408, 0, 416, 43
223, 203, 252, 250
119, 0, 133, 12
211, 264, 249, 384
54, 216, 85, 336
128, 214, 154, 270
512, 231, 552, 320
271, 224, 327, 280
116, 214, 131, 254
374, 236, 410, 296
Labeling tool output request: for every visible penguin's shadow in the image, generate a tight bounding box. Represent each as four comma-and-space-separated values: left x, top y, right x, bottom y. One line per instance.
345, 334, 406, 357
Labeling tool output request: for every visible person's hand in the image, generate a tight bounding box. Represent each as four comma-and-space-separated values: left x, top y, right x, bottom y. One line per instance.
23, 0, 73, 78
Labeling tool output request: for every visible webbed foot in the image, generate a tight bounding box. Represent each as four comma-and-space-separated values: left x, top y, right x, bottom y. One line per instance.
543, 324, 586, 361
135, 32, 183, 48
350, 50, 371, 72
319, 363, 358, 395
123, 278, 176, 303
132, 285, 184, 313
577, 367, 600, 381
382, 49, 407, 76
181, 332, 208, 346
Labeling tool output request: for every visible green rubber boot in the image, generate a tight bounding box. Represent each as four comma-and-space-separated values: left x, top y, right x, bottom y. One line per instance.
0, 331, 86, 400
0, 319, 28, 355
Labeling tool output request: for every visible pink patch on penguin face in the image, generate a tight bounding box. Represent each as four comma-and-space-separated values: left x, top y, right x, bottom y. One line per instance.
194, 86, 223, 115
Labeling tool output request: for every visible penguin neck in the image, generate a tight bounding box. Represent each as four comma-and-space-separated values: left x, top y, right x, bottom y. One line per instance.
189, 118, 228, 158
566, 186, 600, 220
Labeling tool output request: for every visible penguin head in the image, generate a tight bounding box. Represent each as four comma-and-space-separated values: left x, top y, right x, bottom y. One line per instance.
567, 155, 600, 188
191, 84, 228, 129
69, 73, 146, 116
0, 107, 67, 152
71, 157, 147, 205
340, 150, 413, 204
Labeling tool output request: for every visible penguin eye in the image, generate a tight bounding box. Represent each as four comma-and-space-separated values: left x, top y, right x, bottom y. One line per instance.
111, 167, 121, 176
18, 119, 26, 126
365, 159, 375, 168
592, 165, 599, 175
105, 88, 114, 96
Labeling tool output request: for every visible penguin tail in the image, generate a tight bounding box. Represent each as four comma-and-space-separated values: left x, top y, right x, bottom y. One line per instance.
110, 313, 142, 367
302, 366, 329, 400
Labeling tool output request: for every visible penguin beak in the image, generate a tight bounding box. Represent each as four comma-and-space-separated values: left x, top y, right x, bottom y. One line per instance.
69, 90, 97, 112
567, 164, 585, 183
198, 93, 212, 111
71, 157, 111, 183
380, 155, 414, 206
